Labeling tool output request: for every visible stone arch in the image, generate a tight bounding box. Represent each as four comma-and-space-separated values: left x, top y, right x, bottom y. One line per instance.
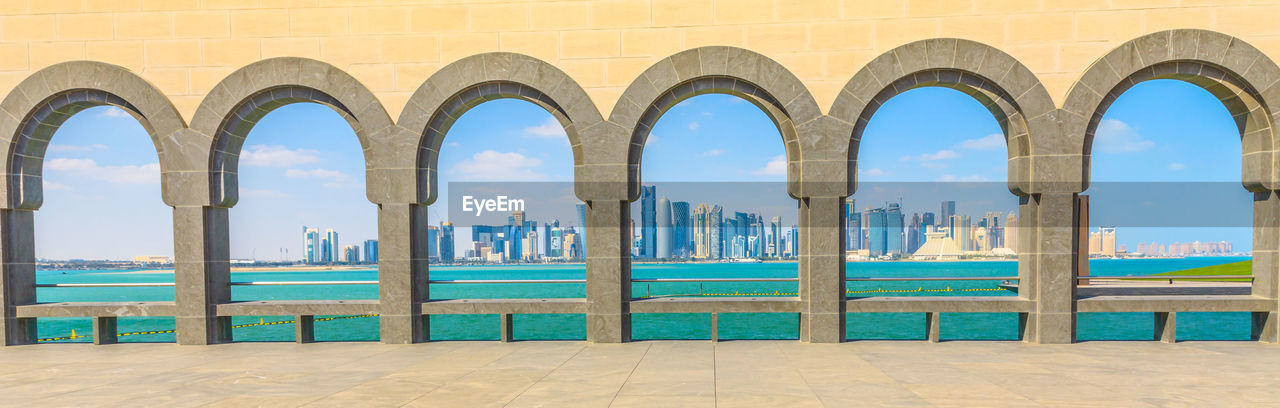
0, 61, 185, 210
188, 57, 394, 207
610, 46, 821, 200
399, 52, 604, 205
1062, 29, 1280, 192
829, 38, 1057, 197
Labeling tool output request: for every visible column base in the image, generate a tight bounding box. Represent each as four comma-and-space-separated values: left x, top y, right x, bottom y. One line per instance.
380, 314, 426, 344
799, 312, 843, 343
176, 316, 231, 345
1022, 312, 1074, 344
1, 317, 36, 346
1252, 311, 1278, 343
586, 313, 629, 343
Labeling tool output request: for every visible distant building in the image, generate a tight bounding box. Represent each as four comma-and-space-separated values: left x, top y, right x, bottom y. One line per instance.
671, 201, 690, 258
363, 239, 379, 264
325, 229, 339, 264
303, 226, 321, 263
940, 201, 956, 233
656, 197, 672, 259
342, 245, 359, 263
912, 232, 962, 260
639, 185, 656, 258
1004, 211, 1018, 253
132, 255, 171, 264
576, 203, 587, 258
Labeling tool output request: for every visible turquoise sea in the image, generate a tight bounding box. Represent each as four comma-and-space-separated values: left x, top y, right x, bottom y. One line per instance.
34, 256, 1254, 343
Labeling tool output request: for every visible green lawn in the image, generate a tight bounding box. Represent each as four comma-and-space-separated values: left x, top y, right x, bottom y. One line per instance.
1148, 260, 1252, 282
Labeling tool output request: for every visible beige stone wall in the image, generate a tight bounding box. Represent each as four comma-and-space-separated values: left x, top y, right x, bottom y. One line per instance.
1, 0, 1276, 120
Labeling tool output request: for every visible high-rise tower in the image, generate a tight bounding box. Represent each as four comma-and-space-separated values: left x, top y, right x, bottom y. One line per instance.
656, 198, 672, 259
640, 185, 656, 258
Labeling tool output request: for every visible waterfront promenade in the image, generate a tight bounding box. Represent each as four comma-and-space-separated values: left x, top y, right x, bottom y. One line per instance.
5, 341, 1278, 407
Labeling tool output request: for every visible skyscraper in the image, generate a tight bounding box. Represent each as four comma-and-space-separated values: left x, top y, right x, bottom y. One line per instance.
342, 245, 359, 263
671, 201, 690, 258
303, 226, 320, 263
656, 198, 672, 259
364, 239, 379, 264
867, 207, 886, 257
940, 201, 956, 235
709, 205, 723, 259
844, 197, 857, 251
640, 185, 656, 258
1005, 211, 1018, 252
693, 203, 710, 258
426, 225, 439, 259
325, 229, 339, 263
769, 216, 781, 258
920, 212, 935, 246
438, 222, 452, 262
886, 203, 903, 255
575, 203, 587, 257
907, 213, 921, 254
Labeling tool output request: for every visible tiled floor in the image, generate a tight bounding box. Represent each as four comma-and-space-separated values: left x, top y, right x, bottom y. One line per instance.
4, 340, 1279, 407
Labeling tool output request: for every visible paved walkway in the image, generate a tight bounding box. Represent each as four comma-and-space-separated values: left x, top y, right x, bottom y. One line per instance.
4, 341, 1279, 407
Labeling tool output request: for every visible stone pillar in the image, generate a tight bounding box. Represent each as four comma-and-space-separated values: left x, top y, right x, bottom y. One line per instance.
1154, 312, 1176, 343
1251, 191, 1279, 342
93, 317, 118, 345
798, 196, 845, 343
585, 200, 630, 343
0, 210, 36, 345
174, 206, 232, 345
379, 203, 428, 344
1022, 193, 1077, 344
1017, 195, 1037, 341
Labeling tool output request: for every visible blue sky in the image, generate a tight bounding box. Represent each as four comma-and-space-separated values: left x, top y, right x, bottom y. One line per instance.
36, 79, 1251, 259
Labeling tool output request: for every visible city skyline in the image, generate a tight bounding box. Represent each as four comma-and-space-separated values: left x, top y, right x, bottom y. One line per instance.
35, 82, 1254, 260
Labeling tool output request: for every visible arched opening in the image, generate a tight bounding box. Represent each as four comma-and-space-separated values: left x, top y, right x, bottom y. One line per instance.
1078, 78, 1256, 341
629, 89, 800, 341
423, 97, 584, 341
33, 105, 175, 343
223, 101, 377, 342
846, 86, 1021, 341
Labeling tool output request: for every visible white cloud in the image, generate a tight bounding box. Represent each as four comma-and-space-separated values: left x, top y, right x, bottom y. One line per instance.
522, 117, 566, 138
240, 145, 321, 167
240, 188, 288, 198
45, 158, 159, 184
957, 134, 1004, 151
1168, 162, 1186, 171
96, 107, 131, 119
918, 150, 959, 161
43, 181, 71, 190
700, 149, 724, 157
751, 155, 787, 177
48, 143, 107, 152
645, 133, 659, 146
285, 168, 347, 179
861, 167, 884, 176
452, 150, 547, 181
1094, 119, 1154, 153
446, 141, 461, 147
688, 121, 700, 131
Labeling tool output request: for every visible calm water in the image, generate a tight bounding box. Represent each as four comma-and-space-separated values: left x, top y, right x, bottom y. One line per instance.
34, 257, 1253, 342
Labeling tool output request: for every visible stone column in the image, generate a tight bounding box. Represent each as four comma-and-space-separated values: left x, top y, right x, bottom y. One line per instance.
1022, 192, 1077, 344
585, 200, 630, 343
1251, 191, 1279, 342
0, 209, 36, 345
173, 206, 231, 345
379, 203, 428, 343
798, 196, 845, 343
